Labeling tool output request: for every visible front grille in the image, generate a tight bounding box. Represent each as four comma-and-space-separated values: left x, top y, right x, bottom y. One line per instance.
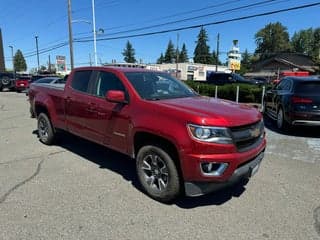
230, 120, 264, 152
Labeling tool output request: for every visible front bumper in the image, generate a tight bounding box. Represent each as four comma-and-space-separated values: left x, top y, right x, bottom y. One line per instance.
184, 150, 265, 196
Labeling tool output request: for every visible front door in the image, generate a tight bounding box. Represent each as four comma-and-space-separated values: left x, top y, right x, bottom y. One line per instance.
81, 70, 131, 154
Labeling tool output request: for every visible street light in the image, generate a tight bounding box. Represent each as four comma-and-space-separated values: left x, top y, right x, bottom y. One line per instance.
67, 0, 74, 70
67, 0, 101, 69
92, 0, 98, 66
8, 45, 15, 79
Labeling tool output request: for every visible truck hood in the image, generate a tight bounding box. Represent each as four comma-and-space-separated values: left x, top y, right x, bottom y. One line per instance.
152, 96, 261, 127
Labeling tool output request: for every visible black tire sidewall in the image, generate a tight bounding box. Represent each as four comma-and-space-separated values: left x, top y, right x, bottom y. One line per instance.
136, 145, 180, 202
1, 76, 11, 86
37, 113, 55, 145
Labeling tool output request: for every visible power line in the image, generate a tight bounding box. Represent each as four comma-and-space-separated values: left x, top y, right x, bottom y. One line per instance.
103, 0, 243, 32
100, 0, 282, 37
74, 2, 320, 43
20, 2, 320, 60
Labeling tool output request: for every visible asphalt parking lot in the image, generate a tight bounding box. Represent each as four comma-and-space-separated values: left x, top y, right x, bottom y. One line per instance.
0, 92, 320, 240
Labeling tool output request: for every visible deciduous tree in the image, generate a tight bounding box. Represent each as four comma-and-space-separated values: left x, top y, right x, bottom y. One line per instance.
254, 22, 291, 59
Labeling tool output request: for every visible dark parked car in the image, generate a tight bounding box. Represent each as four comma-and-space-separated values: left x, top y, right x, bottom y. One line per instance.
263, 76, 320, 129
0, 72, 15, 91
206, 72, 251, 85
250, 77, 268, 86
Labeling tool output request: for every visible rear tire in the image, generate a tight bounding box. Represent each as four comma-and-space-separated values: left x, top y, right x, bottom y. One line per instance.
1, 76, 10, 86
277, 107, 287, 130
136, 145, 181, 202
37, 113, 55, 145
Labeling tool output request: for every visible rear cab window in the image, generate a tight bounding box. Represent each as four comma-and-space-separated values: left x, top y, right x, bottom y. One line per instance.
71, 70, 93, 93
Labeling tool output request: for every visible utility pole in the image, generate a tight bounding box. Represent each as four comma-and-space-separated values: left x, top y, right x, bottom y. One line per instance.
92, 0, 98, 66
215, 33, 220, 72
9, 45, 15, 79
35, 36, 40, 73
48, 55, 51, 73
176, 33, 179, 78
67, 0, 74, 70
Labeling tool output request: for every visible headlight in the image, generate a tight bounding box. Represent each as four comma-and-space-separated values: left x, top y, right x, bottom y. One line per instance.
187, 124, 233, 144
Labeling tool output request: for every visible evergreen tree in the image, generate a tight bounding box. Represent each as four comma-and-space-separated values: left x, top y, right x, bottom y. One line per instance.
238, 49, 252, 75
193, 27, 212, 64
164, 40, 175, 63
179, 43, 188, 62
122, 41, 136, 63
211, 50, 221, 66
157, 53, 165, 64
255, 22, 291, 59
14, 49, 27, 72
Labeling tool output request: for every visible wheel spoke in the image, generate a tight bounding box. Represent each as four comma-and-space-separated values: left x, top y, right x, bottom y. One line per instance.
146, 175, 156, 187
160, 165, 168, 176
158, 178, 166, 191
142, 160, 151, 171
151, 154, 158, 166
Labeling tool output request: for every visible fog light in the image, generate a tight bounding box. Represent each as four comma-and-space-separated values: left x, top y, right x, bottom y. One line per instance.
200, 162, 228, 176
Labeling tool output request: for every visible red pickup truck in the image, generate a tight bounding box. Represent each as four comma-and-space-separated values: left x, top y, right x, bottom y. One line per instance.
28, 66, 266, 202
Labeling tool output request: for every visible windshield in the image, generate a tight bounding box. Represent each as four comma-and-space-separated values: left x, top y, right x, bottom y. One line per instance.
125, 72, 197, 100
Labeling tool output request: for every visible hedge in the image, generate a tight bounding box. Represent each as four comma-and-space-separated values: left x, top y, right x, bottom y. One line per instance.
185, 80, 265, 103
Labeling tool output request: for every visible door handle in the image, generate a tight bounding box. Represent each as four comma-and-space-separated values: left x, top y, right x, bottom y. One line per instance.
86, 103, 97, 112
66, 96, 73, 103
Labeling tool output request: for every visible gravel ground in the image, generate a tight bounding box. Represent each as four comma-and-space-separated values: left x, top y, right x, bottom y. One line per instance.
0, 92, 319, 240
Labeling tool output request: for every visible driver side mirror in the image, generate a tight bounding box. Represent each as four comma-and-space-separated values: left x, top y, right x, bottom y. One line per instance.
105, 90, 127, 104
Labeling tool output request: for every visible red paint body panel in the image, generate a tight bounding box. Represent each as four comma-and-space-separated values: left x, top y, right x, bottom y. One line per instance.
29, 66, 266, 184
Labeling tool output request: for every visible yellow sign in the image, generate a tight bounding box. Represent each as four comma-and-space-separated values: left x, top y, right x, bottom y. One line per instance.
229, 60, 241, 70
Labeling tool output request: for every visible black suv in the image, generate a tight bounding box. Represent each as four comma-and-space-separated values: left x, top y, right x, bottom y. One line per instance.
263, 76, 320, 129
0, 72, 15, 91
206, 72, 251, 85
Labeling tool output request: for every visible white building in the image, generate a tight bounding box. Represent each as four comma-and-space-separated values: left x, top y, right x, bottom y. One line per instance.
146, 63, 230, 81
104, 62, 230, 81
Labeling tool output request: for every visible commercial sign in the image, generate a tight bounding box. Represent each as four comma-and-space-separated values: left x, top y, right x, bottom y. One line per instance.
228, 59, 241, 70
56, 55, 66, 72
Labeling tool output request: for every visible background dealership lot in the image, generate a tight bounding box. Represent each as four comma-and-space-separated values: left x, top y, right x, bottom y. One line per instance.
0, 92, 319, 240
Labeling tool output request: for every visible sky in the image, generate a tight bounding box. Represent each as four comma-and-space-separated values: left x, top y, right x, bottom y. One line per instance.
0, 0, 319, 71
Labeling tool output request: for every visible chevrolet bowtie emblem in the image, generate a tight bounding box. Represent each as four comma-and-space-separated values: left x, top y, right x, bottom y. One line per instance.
250, 128, 260, 138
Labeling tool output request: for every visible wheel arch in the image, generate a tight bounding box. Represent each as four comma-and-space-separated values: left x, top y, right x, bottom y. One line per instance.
133, 131, 183, 181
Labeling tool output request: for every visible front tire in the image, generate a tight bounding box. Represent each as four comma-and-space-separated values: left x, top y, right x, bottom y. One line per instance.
136, 145, 181, 202
37, 113, 55, 145
277, 107, 287, 130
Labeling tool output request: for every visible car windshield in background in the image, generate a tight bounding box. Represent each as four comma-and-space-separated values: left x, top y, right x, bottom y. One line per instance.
295, 81, 320, 94
125, 72, 197, 100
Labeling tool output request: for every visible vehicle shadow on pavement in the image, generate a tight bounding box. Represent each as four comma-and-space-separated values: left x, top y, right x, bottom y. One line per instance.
175, 179, 249, 208
32, 130, 249, 208
263, 115, 320, 138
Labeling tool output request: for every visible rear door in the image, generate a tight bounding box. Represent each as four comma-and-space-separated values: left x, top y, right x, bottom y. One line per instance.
65, 70, 95, 136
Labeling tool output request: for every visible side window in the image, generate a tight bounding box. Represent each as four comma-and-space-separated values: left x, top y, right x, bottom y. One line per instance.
95, 71, 125, 97
276, 80, 286, 90
71, 70, 92, 93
